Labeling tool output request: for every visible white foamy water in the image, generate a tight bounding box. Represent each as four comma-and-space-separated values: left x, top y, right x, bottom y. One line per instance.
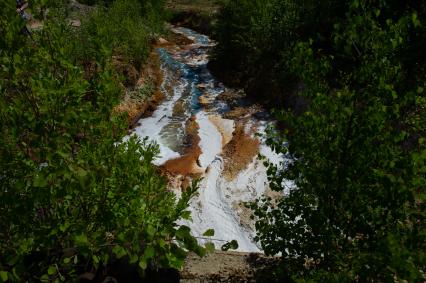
189, 158, 261, 252
131, 75, 188, 165
128, 27, 291, 252
196, 112, 222, 169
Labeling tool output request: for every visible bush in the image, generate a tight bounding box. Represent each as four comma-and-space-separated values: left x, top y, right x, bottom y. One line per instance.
211, 0, 349, 105
75, 0, 157, 69
240, 0, 426, 281
0, 1, 205, 281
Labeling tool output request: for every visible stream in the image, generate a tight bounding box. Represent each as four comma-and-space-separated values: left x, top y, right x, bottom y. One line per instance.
130, 27, 289, 252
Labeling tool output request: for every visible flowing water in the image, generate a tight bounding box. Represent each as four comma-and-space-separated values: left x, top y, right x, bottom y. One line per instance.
129, 27, 289, 252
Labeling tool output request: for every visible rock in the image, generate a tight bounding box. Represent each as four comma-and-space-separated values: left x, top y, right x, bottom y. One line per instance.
216, 90, 245, 104
181, 251, 280, 283
79, 272, 95, 282
69, 19, 81, 27
223, 107, 251, 120
102, 277, 118, 283
198, 94, 213, 106
173, 99, 186, 116
157, 37, 170, 45
197, 83, 207, 89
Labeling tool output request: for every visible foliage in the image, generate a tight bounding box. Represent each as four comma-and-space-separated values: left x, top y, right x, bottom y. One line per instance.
75, 0, 165, 70
0, 0, 207, 281
215, 0, 426, 281
212, 0, 348, 104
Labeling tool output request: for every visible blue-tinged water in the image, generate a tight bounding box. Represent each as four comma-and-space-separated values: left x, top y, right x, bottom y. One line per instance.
156, 30, 226, 116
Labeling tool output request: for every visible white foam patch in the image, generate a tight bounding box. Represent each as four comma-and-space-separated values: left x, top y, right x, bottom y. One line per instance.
129, 79, 188, 165
257, 122, 285, 167
257, 122, 295, 195
196, 112, 222, 169
188, 158, 261, 252
219, 119, 235, 140
224, 158, 269, 202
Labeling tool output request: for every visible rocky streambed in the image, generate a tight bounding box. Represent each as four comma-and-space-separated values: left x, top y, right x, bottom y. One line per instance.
128, 27, 290, 252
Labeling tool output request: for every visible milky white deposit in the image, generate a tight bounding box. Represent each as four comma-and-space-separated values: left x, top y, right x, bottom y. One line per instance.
131, 75, 187, 165
128, 27, 291, 252
188, 158, 261, 252
196, 112, 222, 169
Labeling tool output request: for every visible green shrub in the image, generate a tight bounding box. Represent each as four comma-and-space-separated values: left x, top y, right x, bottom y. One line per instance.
75, 0, 150, 68
212, 0, 348, 104
0, 1, 205, 281
249, 0, 426, 281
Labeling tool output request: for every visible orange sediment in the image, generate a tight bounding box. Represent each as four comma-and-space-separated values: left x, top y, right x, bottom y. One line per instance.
162, 117, 204, 176
222, 123, 260, 181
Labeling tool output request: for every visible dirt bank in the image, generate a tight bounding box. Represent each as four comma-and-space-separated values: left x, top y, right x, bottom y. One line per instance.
181, 251, 282, 283
114, 49, 164, 128
115, 30, 194, 129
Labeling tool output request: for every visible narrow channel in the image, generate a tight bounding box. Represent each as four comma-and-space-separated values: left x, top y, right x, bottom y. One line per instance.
130, 27, 290, 252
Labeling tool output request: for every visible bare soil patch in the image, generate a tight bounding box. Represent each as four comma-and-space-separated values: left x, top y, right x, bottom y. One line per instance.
181, 251, 282, 283
222, 124, 259, 181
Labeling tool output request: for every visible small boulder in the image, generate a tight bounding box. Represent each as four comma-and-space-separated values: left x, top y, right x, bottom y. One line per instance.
157, 37, 169, 45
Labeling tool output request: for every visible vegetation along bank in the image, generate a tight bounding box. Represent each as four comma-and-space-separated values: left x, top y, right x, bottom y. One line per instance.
0, 0, 425, 282
211, 0, 426, 281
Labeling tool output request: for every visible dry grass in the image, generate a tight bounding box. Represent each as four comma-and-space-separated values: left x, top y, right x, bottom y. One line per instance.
166, 0, 220, 15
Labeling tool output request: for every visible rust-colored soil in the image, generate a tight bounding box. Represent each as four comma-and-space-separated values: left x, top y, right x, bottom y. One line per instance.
114, 51, 164, 127
162, 117, 204, 176
222, 124, 259, 181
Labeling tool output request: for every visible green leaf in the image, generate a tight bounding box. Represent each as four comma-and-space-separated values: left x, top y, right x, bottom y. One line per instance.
181, 210, 191, 220
74, 234, 88, 246
0, 271, 8, 282
138, 258, 147, 270
34, 175, 48, 187
375, 9, 381, 17
47, 265, 57, 275
221, 240, 239, 251
92, 255, 100, 264
146, 225, 156, 237
76, 167, 88, 182
129, 254, 138, 264
202, 229, 215, 237
175, 225, 191, 240
63, 257, 71, 264
144, 245, 155, 259
112, 246, 127, 259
